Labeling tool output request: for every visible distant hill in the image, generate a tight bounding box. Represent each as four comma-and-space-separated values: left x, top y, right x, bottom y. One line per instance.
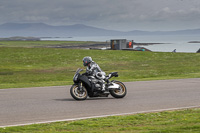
0, 23, 123, 37
0, 22, 200, 37
127, 29, 200, 35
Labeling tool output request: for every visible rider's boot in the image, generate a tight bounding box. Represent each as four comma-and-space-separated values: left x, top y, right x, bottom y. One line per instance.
101, 81, 110, 94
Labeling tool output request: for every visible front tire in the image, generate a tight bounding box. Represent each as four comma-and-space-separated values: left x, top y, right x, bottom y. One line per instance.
70, 84, 88, 100
110, 81, 127, 98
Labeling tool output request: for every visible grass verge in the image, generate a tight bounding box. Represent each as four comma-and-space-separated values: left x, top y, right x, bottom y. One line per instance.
0, 46, 200, 89
0, 108, 200, 132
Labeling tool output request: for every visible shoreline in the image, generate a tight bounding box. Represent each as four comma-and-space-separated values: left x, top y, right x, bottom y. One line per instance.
46, 42, 166, 49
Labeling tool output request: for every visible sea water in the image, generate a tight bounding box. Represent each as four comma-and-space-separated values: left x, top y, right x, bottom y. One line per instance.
41, 35, 200, 53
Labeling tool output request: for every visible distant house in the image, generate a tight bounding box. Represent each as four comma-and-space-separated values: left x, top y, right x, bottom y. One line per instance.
110, 39, 151, 51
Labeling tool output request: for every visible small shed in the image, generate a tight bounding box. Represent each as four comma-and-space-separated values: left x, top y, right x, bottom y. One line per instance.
110, 39, 127, 50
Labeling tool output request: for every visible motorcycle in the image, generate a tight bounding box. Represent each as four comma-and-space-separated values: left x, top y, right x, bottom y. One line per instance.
70, 68, 127, 100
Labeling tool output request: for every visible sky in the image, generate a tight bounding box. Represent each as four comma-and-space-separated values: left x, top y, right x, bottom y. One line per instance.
0, 0, 200, 31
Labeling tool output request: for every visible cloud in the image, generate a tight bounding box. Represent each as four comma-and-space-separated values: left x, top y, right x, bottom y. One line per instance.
1, 0, 200, 31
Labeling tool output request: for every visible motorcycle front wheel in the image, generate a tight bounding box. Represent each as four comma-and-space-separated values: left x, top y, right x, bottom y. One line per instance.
110, 81, 127, 98
70, 84, 88, 100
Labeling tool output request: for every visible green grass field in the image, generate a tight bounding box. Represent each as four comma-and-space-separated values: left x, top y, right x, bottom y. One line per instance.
0, 41, 200, 132
0, 41, 200, 89
1, 108, 200, 133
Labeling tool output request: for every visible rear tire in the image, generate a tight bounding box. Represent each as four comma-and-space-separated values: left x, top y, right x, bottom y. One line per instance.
110, 81, 127, 98
70, 84, 88, 100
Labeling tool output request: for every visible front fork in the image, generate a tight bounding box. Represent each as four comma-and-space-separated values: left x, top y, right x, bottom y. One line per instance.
78, 82, 84, 92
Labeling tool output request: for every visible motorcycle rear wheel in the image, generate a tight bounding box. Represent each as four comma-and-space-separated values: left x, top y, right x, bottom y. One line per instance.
110, 81, 127, 98
70, 84, 88, 100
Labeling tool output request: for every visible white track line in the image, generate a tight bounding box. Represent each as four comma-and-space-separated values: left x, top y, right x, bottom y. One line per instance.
1, 105, 200, 128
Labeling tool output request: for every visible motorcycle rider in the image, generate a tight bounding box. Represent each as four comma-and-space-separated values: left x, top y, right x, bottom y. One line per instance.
82, 56, 106, 91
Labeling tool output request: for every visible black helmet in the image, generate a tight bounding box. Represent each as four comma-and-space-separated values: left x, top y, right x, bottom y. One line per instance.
83, 56, 92, 66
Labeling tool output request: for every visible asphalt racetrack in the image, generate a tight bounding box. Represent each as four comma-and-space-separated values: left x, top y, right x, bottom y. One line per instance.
0, 78, 200, 127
